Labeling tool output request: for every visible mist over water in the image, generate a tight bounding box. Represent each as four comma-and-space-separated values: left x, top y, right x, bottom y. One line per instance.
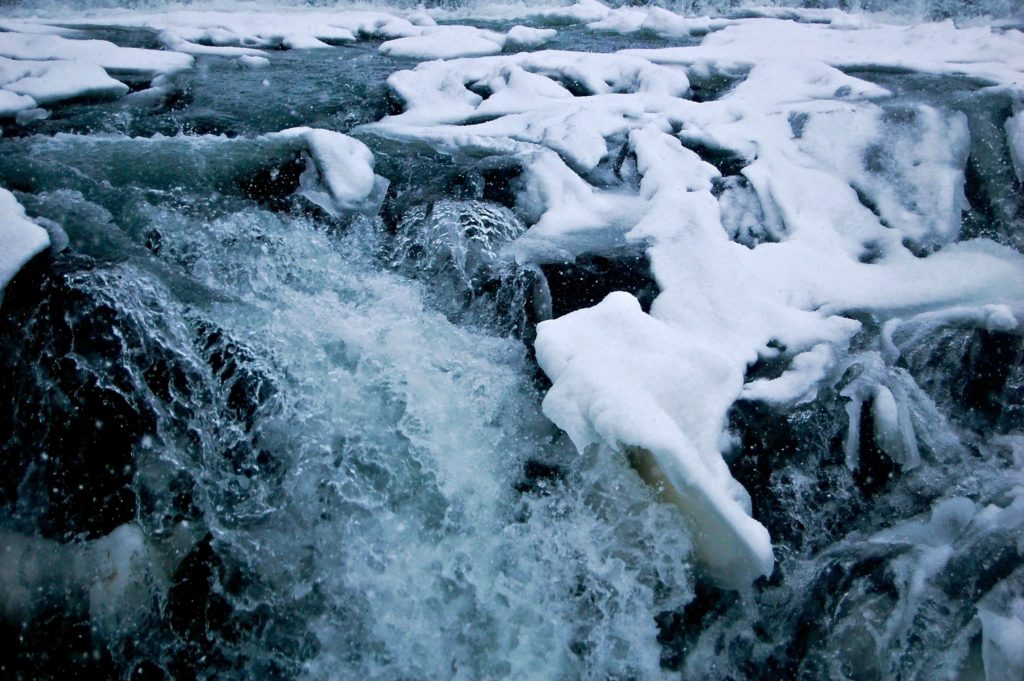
4, 0, 1022, 21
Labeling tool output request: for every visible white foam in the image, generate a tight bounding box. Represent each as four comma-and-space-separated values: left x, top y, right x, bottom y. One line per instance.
980, 605, 1024, 681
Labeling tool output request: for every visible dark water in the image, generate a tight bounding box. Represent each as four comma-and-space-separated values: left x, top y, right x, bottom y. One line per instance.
1, 14, 1022, 681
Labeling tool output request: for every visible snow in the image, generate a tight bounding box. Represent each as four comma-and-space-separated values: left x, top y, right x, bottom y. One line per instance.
528, 0, 614, 25
237, 54, 271, 69
0, 88, 36, 118
0, 57, 128, 109
0, 187, 50, 300
366, 11, 1024, 586
380, 25, 556, 60
0, 26, 191, 118
535, 291, 774, 588
270, 127, 387, 215
0, 7, 562, 117
0, 31, 192, 76
157, 30, 267, 58
625, 17, 1024, 88
586, 6, 730, 38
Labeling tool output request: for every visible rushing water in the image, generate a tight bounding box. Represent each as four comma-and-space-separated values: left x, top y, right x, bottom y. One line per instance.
1, 5, 1023, 681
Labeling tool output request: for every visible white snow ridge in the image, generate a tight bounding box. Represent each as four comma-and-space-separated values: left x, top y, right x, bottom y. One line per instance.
367, 2, 1024, 588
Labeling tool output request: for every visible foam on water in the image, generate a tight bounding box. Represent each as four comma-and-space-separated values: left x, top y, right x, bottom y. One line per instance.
153, 204, 696, 678
0, 166, 695, 675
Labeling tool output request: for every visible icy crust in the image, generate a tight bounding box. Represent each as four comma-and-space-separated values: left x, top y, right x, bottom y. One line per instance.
0, 8, 557, 118
528, 0, 733, 38
9, 8, 555, 60
0, 30, 191, 119
625, 15, 1024, 87
368, 17, 1024, 587
0, 187, 49, 299
102, 9, 555, 60
381, 25, 556, 60
271, 127, 388, 215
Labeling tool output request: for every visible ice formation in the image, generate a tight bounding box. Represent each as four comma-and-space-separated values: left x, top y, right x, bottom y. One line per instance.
0, 8, 560, 119
272, 127, 389, 214
367, 5, 1024, 587
0, 1, 1023, 676
0, 29, 191, 116
0, 188, 49, 299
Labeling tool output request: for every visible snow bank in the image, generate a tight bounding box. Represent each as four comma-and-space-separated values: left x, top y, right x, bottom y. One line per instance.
0, 7, 562, 116
0, 28, 191, 119
585, 6, 731, 38
625, 17, 1024, 88
380, 25, 556, 60
367, 12, 1024, 586
0, 188, 50, 300
0, 30, 191, 76
0, 57, 128, 108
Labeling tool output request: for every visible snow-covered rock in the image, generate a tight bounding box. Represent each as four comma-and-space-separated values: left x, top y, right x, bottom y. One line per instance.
365, 14, 1024, 587
0, 188, 49, 300
270, 127, 388, 215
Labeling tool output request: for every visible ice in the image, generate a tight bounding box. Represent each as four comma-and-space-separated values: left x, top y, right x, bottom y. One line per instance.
0, 57, 128, 109
381, 24, 556, 60
0, 88, 36, 117
273, 127, 387, 215
0, 25, 191, 118
17, 7, 556, 64
536, 291, 774, 588
868, 490, 1024, 681
528, 0, 613, 25
237, 54, 270, 69
626, 17, 1024, 88
39, 9, 408, 52
586, 6, 730, 38
366, 13, 1024, 585
0, 187, 50, 300
0, 7, 562, 120
793, 103, 970, 249
505, 25, 558, 50
157, 30, 267, 58
0, 30, 192, 77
